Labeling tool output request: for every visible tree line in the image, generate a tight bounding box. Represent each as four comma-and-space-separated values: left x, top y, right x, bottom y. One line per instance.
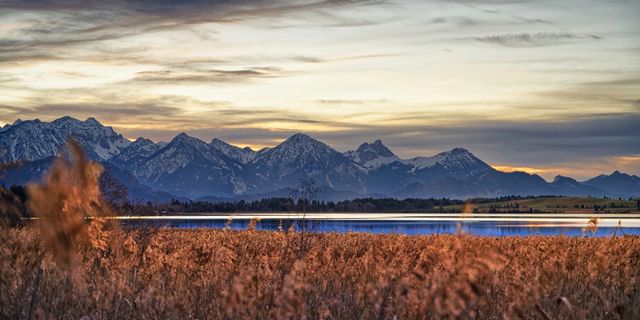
3, 183, 640, 220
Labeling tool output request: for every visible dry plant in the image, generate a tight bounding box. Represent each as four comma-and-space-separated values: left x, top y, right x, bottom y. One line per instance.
1, 225, 639, 319
583, 217, 600, 234
25, 140, 113, 266
1, 142, 639, 319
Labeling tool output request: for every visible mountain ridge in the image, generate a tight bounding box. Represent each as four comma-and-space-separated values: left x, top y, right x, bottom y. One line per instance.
1, 116, 637, 200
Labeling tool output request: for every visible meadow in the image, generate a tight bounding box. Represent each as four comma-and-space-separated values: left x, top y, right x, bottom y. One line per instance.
1, 223, 639, 319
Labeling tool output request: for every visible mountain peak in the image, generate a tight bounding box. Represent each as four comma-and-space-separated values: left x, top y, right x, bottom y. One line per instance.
132, 137, 155, 145
347, 139, 399, 168
441, 147, 471, 156
52, 115, 78, 124
552, 175, 577, 184
85, 117, 100, 125
110, 136, 162, 165
51, 116, 106, 129
170, 132, 204, 145
174, 132, 190, 139
0, 116, 129, 162
210, 137, 256, 164
583, 170, 640, 198
285, 133, 317, 143
356, 140, 395, 156
403, 147, 491, 179
274, 133, 329, 152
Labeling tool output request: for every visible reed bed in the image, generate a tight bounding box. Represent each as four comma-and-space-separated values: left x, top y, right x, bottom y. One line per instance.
2, 144, 638, 319
1, 224, 638, 319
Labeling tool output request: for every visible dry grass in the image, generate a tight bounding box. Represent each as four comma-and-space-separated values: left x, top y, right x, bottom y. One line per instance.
2, 143, 638, 319
1, 224, 638, 319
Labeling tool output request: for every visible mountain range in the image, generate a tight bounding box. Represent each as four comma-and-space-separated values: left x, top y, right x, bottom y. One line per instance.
1, 116, 639, 202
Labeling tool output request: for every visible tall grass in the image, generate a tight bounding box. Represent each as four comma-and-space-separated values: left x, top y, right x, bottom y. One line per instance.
1, 141, 638, 319
1, 226, 638, 319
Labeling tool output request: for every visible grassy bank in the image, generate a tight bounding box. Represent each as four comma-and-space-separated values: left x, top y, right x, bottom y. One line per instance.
1, 224, 639, 319
446, 197, 640, 214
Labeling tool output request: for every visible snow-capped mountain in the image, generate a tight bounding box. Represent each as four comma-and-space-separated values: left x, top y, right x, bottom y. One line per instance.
210, 138, 256, 164
345, 140, 399, 169
0, 155, 177, 202
111, 137, 163, 167
247, 133, 367, 192
130, 133, 249, 198
402, 148, 493, 179
2, 116, 636, 201
361, 147, 494, 196
0, 116, 130, 162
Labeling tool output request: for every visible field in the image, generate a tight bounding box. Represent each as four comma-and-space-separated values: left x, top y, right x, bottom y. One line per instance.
1, 223, 639, 319
447, 197, 640, 214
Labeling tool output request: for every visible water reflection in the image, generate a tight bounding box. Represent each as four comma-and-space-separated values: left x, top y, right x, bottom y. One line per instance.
119, 216, 640, 237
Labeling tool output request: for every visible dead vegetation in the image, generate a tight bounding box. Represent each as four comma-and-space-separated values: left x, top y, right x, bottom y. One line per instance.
1, 141, 639, 319
0, 225, 639, 319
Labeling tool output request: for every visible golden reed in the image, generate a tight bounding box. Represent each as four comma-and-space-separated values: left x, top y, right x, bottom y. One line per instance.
0, 141, 638, 319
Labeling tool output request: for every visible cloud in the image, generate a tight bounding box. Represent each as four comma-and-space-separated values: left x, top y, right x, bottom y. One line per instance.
290, 53, 398, 64
0, 0, 396, 78
0, 0, 390, 49
0, 102, 183, 123
470, 32, 595, 47
316, 99, 391, 105
449, 0, 557, 26
286, 112, 640, 168
122, 111, 640, 168
131, 67, 289, 84
530, 76, 640, 111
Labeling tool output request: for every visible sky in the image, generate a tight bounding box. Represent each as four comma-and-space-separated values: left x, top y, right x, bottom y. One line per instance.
0, 0, 638, 180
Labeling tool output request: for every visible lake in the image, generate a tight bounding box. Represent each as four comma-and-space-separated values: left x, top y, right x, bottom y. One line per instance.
114, 212, 640, 237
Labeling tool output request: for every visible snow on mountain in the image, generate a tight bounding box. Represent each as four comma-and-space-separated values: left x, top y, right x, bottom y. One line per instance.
251, 133, 341, 169
131, 133, 249, 198
0, 116, 130, 162
110, 137, 163, 167
2, 116, 637, 200
345, 140, 400, 169
402, 148, 492, 178
248, 133, 366, 192
210, 138, 256, 164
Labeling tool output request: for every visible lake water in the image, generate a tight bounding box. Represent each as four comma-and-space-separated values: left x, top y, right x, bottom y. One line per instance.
114, 213, 640, 237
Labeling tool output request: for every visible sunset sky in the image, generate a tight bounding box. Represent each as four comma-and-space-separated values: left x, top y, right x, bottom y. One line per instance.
0, 0, 638, 179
